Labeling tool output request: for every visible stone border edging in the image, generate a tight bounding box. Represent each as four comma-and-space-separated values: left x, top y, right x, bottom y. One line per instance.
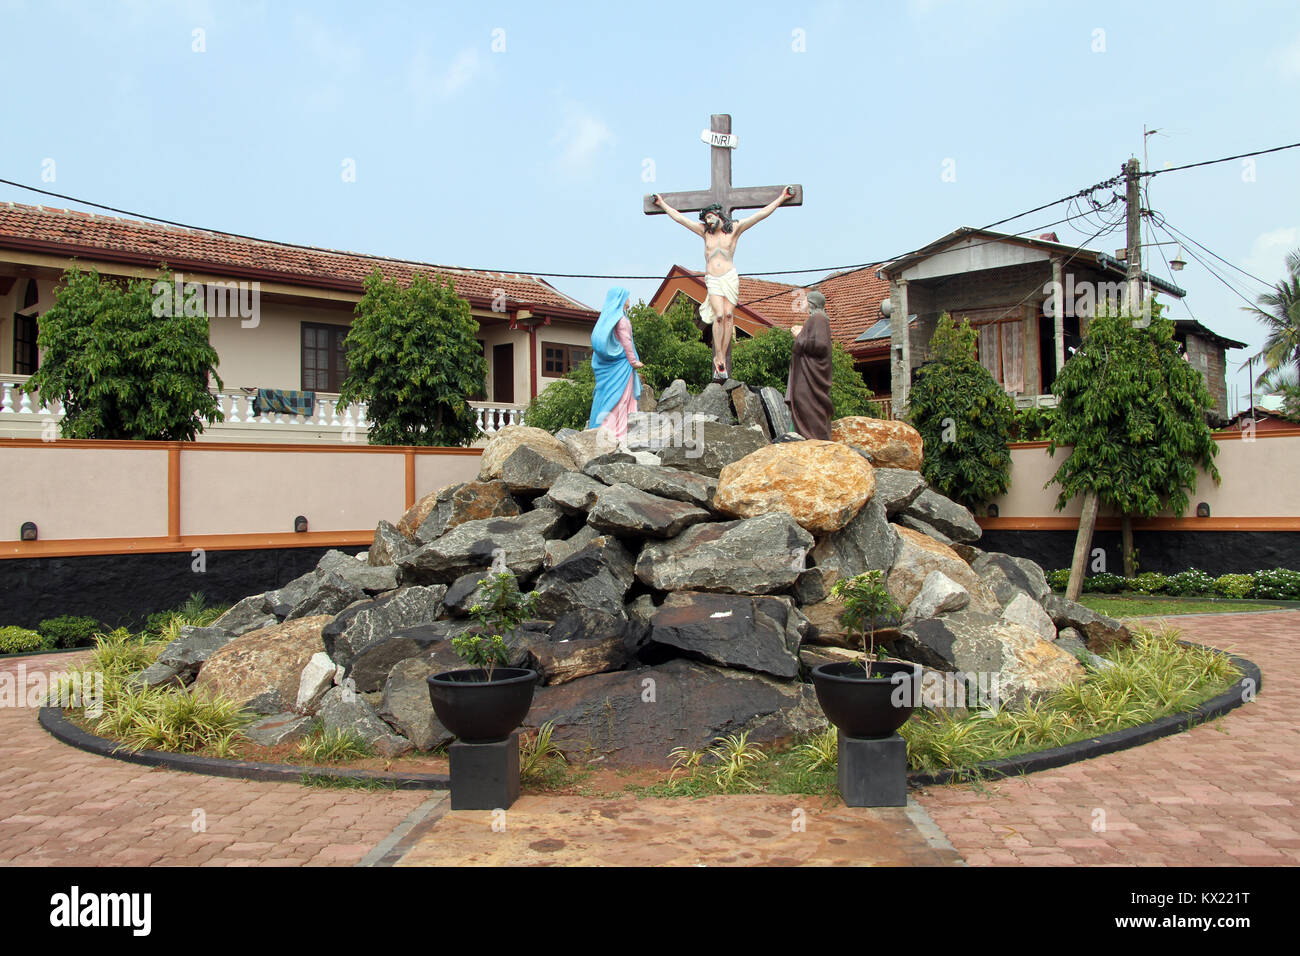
907, 647, 1261, 788
37, 707, 450, 790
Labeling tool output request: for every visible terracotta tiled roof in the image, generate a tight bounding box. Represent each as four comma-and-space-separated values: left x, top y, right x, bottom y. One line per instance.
666, 264, 893, 350
0, 202, 596, 316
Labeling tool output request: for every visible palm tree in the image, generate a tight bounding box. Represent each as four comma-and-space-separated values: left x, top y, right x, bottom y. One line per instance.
1244, 248, 1300, 387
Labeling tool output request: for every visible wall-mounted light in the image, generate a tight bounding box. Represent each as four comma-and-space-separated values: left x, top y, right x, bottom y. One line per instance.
1196, 502, 1210, 518
20, 521, 38, 541
986, 504, 1000, 518
294, 515, 309, 533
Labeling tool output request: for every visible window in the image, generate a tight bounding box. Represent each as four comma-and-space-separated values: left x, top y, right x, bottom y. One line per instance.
543, 341, 590, 376
13, 280, 39, 374
955, 307, 1026, 394
301, 323, 350, 392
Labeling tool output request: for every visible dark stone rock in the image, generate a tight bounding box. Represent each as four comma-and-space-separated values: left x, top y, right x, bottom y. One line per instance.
532, 536, 635, 620
635, 512, 814, 594
586, 483, 711, 539
320, 584, 447, 673
690, 382, 733, 423
349, 620, 473, 693
286, 570, 365, 620
442, 570, 490, 616
759, 386, 794, 436
316, 685, 413, 757
412, 481, 523, 546
870, 468, 926, 517
398, 510, 564, 583
657, 420, 769, 478
1043, 595, 1134, 653
972, 552, 1051, 607
144, 625, 236, 686
647, 591, 806, 679
896, 513, 955, 546
498, 445, 573, 493
656, 379, 689, 417
369, 520, 417, 568
539, 471, 607, 514
211, 595, 277, 639
899, 489, 983, 544
531, 622, 631, 685
811, 497, 897, 581
378, 657, 454, 751
317, 549, 401, 593
523, 659, 825, 768
731, 386, 773, 440
583, 462, 718, 510
794, 565, 836, 606
266, 571, 319, 619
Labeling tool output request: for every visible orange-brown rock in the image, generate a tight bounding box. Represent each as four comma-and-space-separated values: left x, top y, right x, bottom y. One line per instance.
831, 417, 924, 471
713, 440, 875, 534
478, 425, 576, 481
397, 481, 521, 541
886, 526, 999, 615
192, 616, 331, 715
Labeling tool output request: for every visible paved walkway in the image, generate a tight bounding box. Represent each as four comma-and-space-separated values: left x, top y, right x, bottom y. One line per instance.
0, 611, 1293, 866
916, 611, 1299, 866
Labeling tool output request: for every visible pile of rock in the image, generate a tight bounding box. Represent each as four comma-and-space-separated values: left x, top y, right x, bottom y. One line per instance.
133, 379, 1131, 767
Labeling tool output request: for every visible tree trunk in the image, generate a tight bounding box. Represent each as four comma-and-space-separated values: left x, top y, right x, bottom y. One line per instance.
1066, 489, 1100, 601
1121, 516, 1135, 578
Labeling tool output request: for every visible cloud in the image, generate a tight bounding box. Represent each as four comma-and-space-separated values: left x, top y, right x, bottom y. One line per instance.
407, 44, 482, 110
1243, 227, 1299, 284
1278, 35, 1300, 79
550, 106, 615, 173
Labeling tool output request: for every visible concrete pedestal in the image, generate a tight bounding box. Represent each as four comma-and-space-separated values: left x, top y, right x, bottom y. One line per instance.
837, 731, 907, 807
448, 732, 520, 811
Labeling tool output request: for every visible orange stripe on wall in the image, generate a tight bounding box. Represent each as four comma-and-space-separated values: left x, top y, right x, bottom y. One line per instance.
979, 516, 1300, 532
3, 531, 378, 559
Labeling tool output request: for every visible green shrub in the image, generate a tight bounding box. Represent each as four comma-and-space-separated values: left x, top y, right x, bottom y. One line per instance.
523, 360, 596, 433
1047, 569, 1071, 592
96, 683, 252, 754
1213, 573, 1256, 599
1164, 569, 1216, 597
1082, 572, 1126, 594
1253, 568, 1300, 600
1012, 406, 1057, 442
1128, 572, 1169, 594
0, 626, 48, 654
37, 615, 104, 649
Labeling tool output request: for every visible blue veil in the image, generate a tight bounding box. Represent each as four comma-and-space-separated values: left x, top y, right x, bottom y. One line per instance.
588, 286, 641, 429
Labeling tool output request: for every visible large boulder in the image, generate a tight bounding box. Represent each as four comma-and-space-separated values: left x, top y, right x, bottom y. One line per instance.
529, 617, 632, 685
831, 417, 924, 471
689, 382, 733, 422
532, 535, 635, 621
810, 497, 897, 583
135, 625, 236, 688
320, 584, 447, 673
635, 512, 814, 594
561, 427, 623, 470
586, 483, 711, 539
285, 571, 366, 620
192, 616, 332, 715
903, 570, 971, 623
872, 468, 927, 517
658, 420, 769, 478
524, 659, 825, 767
894, 611, 1084, 707
377, 657, 455, 752
973, 553, 1052, 608
369, 520, 417, 567
316, 550, 400, 593
316, 686, 413, 758
584, 461, 717, 510
477, 426, 576, 483
1001, 592, 1057, 644
647, 591, 806, 679
731, 386, 773, 439
398, 509, 564, 583
1043, 595, 1133, 653
898, 489, 983, 544
408, 481, 523, 545
887, 526, 999, 616
714, 441, 876, 534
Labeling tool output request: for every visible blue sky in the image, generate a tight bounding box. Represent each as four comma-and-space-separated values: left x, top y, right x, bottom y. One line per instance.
3, 0, 1298, 409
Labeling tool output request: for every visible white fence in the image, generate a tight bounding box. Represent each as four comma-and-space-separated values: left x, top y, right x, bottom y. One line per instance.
0, 375, 526, 443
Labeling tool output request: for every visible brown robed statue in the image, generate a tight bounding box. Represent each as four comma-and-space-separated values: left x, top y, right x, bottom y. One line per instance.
644, 114, 803, 380
786, 290, 834, 441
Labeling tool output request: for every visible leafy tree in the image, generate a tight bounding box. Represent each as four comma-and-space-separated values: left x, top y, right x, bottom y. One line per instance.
337, 269, 487, 446
730, 327, 882, 418
1243, 248, 1300, 387
906, 314, 1016, 509
23, 266, 222, 440
522, 360, 595, 432
628, 296, 713, 391
1048, 301, 1220, 591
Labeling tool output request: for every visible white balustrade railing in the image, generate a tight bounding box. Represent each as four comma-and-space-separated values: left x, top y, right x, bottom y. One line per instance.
2, 375, 526, 441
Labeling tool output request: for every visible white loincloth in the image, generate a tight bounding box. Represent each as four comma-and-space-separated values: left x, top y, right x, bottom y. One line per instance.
699, 268, 739, 325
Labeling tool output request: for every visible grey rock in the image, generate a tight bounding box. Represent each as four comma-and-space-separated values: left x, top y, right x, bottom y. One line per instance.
896, 513, 955, 545
586, 483, 711, 539
794, 565, 836, 606
1043, 595, 1133, 653
245, 713, 314, 747
635, 512, 814, 594
658, 420, 769, 478
413, 481, 523, 546
531, 536, 635, 620
398, 509, 564, 583
812, 497, 897, 579
369, 520, 416, 567
540, 470, 608, 514
731, 386, 773, 440
872, 468, 927, 517
286, 570, 366, 620
316, 685, 414, 757
296, 652, 338, 713
903, 570, 971, 623
320, 584, 448, 673
584, 461, 718, 509
442, 570, 490, 616
349, 620, 470, 693
648, 591, 806, 679
972, 552, 1052, 607
265, 571, 319, 619
531, 625, 631, 686
146, 625, 235, 685
759, 386, 794, 436
497, 444, 574, 493
899, 489, 983, 544
542, 524, 602, 570
690, 382, 733, 423
656, 379, 689, 416
378, 657, 454, 751
1002, 592, 1057, 643
211, 595, 277, 638
317, 549, 401, 593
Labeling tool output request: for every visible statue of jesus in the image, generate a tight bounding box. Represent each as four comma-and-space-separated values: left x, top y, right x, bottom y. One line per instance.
652, 187, 795, 381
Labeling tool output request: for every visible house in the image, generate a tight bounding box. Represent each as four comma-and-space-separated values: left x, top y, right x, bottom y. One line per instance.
0, 203, 599, 440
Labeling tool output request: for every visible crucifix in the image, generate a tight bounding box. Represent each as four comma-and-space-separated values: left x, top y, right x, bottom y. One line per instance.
645, 113, 804, 380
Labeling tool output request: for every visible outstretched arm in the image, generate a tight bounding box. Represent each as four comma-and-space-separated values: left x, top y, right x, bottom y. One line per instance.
734, 186, 795, 237
652, 195, 705, 237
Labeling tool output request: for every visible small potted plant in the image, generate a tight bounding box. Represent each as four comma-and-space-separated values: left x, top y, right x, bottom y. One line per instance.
810, 570, 921, 739
426, 571, 539, 744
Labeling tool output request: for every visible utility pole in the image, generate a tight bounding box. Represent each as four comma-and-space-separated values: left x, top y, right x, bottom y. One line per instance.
1124, 157, 1144, 315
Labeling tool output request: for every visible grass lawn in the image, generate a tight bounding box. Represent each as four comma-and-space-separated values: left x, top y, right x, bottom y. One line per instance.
1076, 593, 1287, 618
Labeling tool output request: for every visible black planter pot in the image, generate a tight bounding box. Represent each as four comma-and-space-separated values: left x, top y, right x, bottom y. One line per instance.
426, 667, 538, 744
811, 660, 922, 739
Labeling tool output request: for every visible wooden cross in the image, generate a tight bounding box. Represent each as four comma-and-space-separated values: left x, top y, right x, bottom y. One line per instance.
642, 114, 804, 220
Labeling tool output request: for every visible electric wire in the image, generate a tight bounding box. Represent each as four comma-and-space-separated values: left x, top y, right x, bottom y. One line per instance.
1140, 142, 1300, 178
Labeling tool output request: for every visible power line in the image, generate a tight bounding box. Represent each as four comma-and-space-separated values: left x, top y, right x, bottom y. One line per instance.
1140, 141, 1300, 178
1148, 212, 1275, 288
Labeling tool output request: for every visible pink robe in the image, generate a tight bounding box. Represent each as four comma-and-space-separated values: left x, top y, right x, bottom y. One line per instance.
598, 317, 640, 442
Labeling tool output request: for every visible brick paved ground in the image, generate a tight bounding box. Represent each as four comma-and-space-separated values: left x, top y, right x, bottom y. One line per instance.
0, 652, 430, 866
2, 611, 1292, 866
915, 611, 1298, 866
